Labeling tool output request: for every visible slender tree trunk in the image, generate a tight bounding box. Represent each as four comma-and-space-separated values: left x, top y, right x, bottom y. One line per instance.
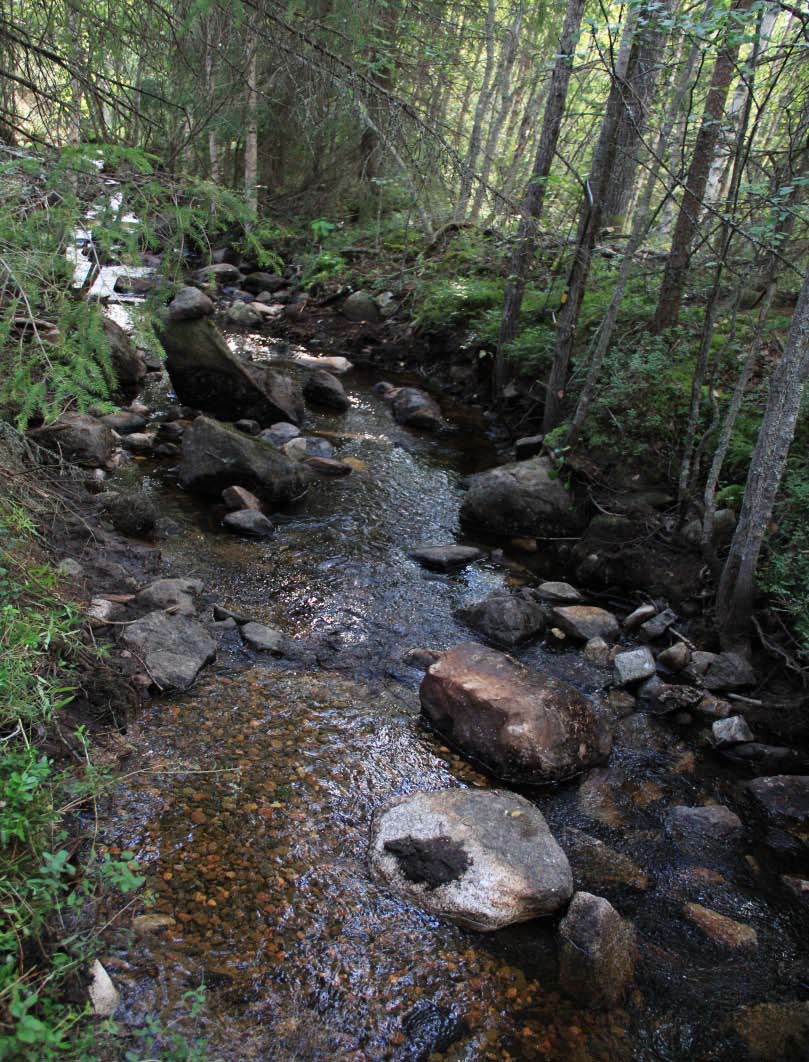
542, 11, 642, 433
652, 0, 754, 333
493, 0, 586, 393
205, 20, 220, 184
676, 6, 763, 511
456, 0, 497, 221
715, 263, 809, 650
470, 2, 524, 221
245, 33, 259, 215
601, 2, 669, 230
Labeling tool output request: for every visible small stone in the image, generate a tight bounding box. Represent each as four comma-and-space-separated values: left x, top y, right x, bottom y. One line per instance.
343, 290, 381, 322
88, 960, 120, 1017
283, 436, 335, 461
241, 622, 284, 653
88, 598, 118, 626
683, 903, 757, 949
57, 558, 84, 578
234, 419, 261, 436
551, 606, 619, 643
133, 913, 177, 935
258, 422, 301, 448
712, 715, 754, 747
658, 642, 690, 672
690, 650, 717, 675
303, 369, 350, 411
401, 648, 442, 670
222, 509, 274, 537
623, 604, 656, 631
613, 647, 656, 686
584, 637, 611, 666
560, 828, 649, 892
213, 604, 250, 624
558, 892, 636, 1009
639, 607, 677, 641
120, 432, 155, 454
537, 581, 583, 603
305, 456, 353, 476
607, 689, 636, 720
221, 486, 264, 511
409, 545, 484, 571
514, 434, 544, 459
225, 301, 262, 327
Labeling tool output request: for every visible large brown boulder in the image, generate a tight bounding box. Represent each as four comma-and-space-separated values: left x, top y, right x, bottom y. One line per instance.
460, 457, 581, 536
158, 316, 304, 425
178, 416, 308, 504
419, 641, 611, 784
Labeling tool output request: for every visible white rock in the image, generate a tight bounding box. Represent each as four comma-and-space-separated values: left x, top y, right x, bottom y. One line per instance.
613, 647, 657, 686
88, 960, 120, 1017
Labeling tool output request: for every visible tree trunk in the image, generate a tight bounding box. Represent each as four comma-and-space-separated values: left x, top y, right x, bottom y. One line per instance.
542, 10, 642, 433
245, 34, 259, 215
455, 0, 497, 221
715, 263, 809, 650
652, 0, 754, 333
493, 0, 586, 393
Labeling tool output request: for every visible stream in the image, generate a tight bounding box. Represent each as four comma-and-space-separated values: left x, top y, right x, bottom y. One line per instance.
98, 330, 808, 1061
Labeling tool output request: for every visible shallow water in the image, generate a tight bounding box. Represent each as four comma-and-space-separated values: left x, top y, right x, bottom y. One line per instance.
100, 344, 809, 1060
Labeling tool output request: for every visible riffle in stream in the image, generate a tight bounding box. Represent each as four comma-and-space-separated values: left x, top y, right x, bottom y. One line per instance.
99, 341, 808, 1061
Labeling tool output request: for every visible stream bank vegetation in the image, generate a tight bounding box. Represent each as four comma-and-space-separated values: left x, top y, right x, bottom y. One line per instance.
0, 0, 808, 1054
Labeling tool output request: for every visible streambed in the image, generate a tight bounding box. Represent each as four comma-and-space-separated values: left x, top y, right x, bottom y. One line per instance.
98, 337, 808, 1061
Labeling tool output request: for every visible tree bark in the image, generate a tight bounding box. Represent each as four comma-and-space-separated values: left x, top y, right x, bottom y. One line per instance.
493, 0, 586, 393
652, 0, 754, 333
455, 0, 497, 221
245, 32, 259, 215
715, 262, 809, 650
542, 10, 643, 433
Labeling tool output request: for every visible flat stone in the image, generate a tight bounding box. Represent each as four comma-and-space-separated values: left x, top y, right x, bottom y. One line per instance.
305, 456, 353, 476
369, 788, 572, 931
132, 913, 177, 935
242, 271, 284, 294
240, 622, 285, 653
409, 545, 484, 571
683, 902, 757, 949
559, 892, 637, 1009
693, 694, 732, 720
712, 715, 754, 747
119, 611, 216, 691
665, 805, 744, 851
639, 607, 678, 641
613, 647, 656, 685
222, 509, 274, 537
536, 581, 583, 603
551, 605, 620, 643
221, 486, 264, 511
120, 432, 155, 453
420, 642, 611, 784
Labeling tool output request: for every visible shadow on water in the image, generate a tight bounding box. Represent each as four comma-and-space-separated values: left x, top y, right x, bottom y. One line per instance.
101, 344, 809, 1060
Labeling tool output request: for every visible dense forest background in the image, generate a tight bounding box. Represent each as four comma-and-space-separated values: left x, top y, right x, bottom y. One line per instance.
0, 2, 808, 1054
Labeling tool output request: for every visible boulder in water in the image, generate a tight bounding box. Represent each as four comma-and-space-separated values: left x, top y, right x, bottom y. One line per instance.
158, 316, 304, 425
303, 369, 350, 411
558, 891, 636, 1009
454, 589, 546, 648
420, 641, 611, 784
460, 456, 581, 536
370, 788, 573, 931
179, 416, 308, 504
409, 545, 484, 571
390, 387, 444, 431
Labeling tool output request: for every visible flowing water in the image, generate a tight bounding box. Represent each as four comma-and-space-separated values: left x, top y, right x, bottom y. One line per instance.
99, 338, 809, 1061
